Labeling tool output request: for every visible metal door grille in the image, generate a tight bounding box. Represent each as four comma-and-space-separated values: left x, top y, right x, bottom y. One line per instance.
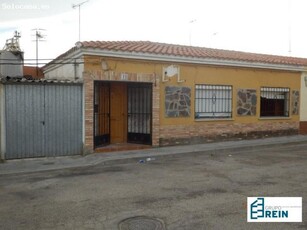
94, 82, 110, 147
127, 83, 152, 144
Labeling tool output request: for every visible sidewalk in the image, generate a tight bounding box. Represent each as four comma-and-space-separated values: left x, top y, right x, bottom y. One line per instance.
1, 135, 307, 175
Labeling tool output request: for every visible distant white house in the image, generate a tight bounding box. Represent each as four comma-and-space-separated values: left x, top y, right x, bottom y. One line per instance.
301, 73, 307, 134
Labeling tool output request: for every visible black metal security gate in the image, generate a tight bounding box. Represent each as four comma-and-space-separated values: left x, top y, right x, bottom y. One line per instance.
127, 83, 152, 145
94, 82, 152, 147
94, 82, 110, 147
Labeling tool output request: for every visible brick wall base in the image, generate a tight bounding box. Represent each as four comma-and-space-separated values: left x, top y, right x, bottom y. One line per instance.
300, 121, 307, 135
159, 121, 299, 146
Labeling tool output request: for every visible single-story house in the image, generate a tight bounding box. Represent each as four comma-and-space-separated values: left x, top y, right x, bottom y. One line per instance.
43, 41, 307, 154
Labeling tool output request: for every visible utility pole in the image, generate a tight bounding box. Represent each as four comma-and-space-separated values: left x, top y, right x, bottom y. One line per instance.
73, 0, 89, 42
32, 29, 46, 78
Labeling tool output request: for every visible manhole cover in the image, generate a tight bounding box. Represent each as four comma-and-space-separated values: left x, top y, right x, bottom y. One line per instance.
119, 216, 165, 230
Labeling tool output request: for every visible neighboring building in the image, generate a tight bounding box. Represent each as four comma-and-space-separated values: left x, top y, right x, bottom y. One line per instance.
23, 66, 44, 79
43, 41, 307, 154
0, 31, 23, 78
300, 73, 307, 134
0, 50, 23, 78
0, 32, 82, 160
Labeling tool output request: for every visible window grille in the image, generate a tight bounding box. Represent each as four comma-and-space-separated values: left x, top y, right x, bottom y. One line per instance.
195, 84, 232, 119
260, 87, 289, 117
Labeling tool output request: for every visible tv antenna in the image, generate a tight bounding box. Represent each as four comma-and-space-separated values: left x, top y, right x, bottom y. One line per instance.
32, 28, 46, 77
73, 0, 89, 41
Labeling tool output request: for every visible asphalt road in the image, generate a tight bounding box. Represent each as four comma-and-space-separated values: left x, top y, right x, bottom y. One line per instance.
0, 142, 306, 230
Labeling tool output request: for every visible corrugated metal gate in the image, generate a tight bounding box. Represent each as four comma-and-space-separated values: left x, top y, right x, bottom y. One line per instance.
4, 83, 83, 159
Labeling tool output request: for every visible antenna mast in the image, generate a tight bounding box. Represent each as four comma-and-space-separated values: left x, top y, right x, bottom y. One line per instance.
189, 19, 196, 46
32, 28, 46, 78
73, 0, 89, 42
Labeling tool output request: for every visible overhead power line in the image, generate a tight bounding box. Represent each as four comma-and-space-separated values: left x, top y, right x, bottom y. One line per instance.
0, 62, 84, 65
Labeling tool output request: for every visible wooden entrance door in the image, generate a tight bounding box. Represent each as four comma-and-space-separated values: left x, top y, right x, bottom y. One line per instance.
110, 83, 127, 143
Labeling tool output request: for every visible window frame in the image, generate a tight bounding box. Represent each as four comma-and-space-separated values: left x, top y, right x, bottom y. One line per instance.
260, 87, 290, 117
195, 84, 233, 119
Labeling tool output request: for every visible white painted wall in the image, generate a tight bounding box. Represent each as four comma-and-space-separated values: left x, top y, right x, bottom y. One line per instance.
44, 60, 84, 80
301, 73, 307, 121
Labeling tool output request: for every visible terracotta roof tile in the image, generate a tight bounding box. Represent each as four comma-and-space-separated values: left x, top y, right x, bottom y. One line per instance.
23, 66, 44, 79
44, 41, 307, 69
79, 41, 307, 66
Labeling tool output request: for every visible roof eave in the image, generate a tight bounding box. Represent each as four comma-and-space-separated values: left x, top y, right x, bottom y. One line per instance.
42, 49, 83, 73
46, 47, 307, 73
81, 48, 306, 72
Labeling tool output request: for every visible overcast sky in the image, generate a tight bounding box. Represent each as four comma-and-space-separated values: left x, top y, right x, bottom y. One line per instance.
1, 0, 307, 65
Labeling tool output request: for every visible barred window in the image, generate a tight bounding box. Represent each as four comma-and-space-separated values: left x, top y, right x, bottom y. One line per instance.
195, 84, 232, 119
260, 87, 289, 117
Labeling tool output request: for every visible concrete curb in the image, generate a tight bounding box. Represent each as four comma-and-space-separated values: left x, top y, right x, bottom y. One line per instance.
1, 135, 307, 175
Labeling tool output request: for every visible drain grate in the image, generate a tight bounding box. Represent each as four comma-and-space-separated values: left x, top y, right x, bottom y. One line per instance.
119, 216, 165, 230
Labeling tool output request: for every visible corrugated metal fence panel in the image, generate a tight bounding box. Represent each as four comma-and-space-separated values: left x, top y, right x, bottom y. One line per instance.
5, 83, 83, 159
44, 84, 83, 156
5, 84, 45, 159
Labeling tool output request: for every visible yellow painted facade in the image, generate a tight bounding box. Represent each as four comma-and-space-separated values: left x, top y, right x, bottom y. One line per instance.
81, 54, 303, 148
162, 64, 300, 124
84, 55, 300, 126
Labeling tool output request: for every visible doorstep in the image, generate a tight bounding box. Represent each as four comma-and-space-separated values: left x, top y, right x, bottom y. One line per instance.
94, 143, 152, 153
